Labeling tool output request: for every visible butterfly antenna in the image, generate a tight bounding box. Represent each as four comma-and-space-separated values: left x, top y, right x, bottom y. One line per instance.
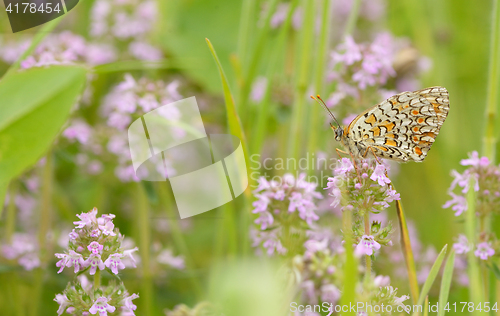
310, 95, 341, 128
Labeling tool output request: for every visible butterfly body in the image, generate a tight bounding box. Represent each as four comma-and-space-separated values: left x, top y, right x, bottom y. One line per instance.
333, 86, 450, 162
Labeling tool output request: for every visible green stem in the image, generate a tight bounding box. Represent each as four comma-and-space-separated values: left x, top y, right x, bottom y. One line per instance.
307, 0, 332, 170
287, 0, 315, 162
236, 0, 256, 72
94, 269, 101, 289
136, 183, 153, 316
364, 211, 371, 280
466, 180, 484, 315
340, 209, 357, 316
251, 0, 299, 155
483, 0, 500, 162
31, 152, 53, 316
343, 0, 361, 38
157, 183, 203, 297
237, 0, 279, 123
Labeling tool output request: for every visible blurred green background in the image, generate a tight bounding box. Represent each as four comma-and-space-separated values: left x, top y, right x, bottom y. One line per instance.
0, 0, 499, 315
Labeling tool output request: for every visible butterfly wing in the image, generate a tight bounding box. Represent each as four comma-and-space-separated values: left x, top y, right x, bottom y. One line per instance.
346, 86, 449, 162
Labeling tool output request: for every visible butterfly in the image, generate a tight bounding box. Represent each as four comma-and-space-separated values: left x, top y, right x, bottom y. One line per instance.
312, 86, 449, 163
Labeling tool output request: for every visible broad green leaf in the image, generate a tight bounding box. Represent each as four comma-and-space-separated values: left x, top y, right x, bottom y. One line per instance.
438, 250, 456, 316
413, 244, 447, 315
0, 66, 87, 218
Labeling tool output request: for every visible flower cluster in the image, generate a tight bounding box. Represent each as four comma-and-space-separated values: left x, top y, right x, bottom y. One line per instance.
54, 208, 139, 315
352, 221, 393, 256
251, 174, 323, 256
453, 234, 497, 261
1, 233, 40, 270
325, 158, 398, 257
90, 0, 162, 61
443, 151, 500, 217
55, 276, 139, 316
17, 31, 115, 68
55, 207, 138, 275
292, 238, 342, 306
326, 158, 400, 213
101, 74, 182, 131
60, 74, 183, 182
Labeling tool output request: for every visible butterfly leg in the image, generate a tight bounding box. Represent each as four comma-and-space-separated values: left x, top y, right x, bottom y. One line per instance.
364, 146, 383, 165
335, 148, 349, 159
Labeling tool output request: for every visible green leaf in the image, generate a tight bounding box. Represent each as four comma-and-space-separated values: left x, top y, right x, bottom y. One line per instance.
205, 38, 249, 165
0, 66, 87, 219
438, 250, 456, 316
414, 244, 448, 313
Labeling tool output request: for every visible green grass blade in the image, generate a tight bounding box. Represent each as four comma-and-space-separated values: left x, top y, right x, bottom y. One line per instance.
395, 198, 420, 304
415, 244, 447, 311
307, 0, 331, 170
482, 0, 500, 161
423, 296, 429, 316
287, 0, 315, 161
237, 0, 279, 121
438, 250, 456, 316
206, 38, 249, 163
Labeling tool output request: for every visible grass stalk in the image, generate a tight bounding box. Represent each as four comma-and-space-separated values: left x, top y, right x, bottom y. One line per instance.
136, 183, 153, 316
287, 0, 315, 162
251, 0, 299, 155
157, 183, 203, 297
31, 152, 53, 316
307, 0, 332, 172
237, 0, 279, 122
343, 0, 361, 37
364, 210, 371, 280
482, 0, 500, 161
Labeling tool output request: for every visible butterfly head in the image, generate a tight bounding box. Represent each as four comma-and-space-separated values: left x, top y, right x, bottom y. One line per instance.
334, 126, 343, 142
311, 94, 343, 141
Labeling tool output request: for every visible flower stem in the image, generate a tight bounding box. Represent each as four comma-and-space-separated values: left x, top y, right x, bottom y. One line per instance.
343, 0, 361, 37
94, 269, 101, 289
307, 0, 332, 171
341, 209, 357, 316
31, 152, 53, 316
288, 0, 315, 162
465, 179, 484, 316
364, 211, 371, 280
482, 0, 500, 162
136, 183, 153, 316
